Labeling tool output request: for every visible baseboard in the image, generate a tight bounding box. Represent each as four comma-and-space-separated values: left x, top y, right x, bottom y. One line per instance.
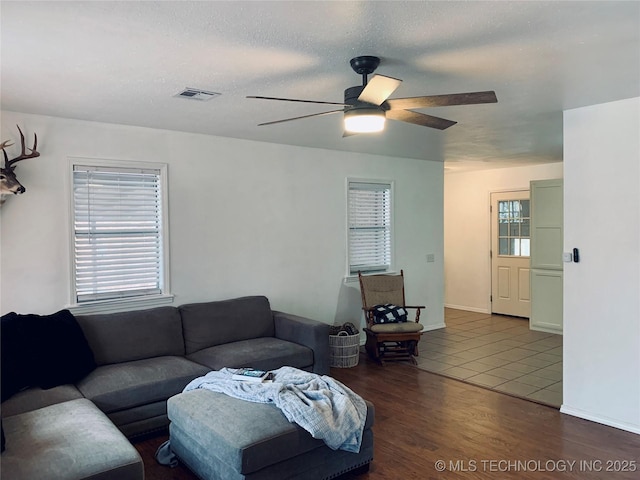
529, 324, 563, 335
560, 405, 640, 435
423, 322, 446, 332
445, 304, 490, 314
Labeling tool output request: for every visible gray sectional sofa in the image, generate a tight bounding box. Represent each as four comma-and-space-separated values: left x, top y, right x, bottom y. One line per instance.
1, 295, 330, 479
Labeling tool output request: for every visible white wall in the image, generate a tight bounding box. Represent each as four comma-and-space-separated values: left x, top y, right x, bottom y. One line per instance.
444, 163, 563, 313
561, 97, 640, 434
0, 111, 444, 331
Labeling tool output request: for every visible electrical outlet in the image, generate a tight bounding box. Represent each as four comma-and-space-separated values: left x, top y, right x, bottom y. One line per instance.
426, 253, 435, 263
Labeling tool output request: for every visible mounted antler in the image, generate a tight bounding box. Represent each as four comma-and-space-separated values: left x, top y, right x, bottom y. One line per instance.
0, 126, 40, 204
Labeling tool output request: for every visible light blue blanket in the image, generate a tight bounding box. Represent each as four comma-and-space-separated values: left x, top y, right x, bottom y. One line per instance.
183, 366, 367, 453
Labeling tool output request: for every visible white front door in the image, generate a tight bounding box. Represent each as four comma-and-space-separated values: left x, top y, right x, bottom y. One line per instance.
491, 191, 531, 317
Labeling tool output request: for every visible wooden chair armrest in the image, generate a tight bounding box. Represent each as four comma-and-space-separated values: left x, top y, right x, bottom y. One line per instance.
362, 307, 375, 328
404, 305, 425, 323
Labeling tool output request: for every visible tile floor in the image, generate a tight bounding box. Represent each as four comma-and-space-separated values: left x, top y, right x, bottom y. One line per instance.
416, 308, 563, 407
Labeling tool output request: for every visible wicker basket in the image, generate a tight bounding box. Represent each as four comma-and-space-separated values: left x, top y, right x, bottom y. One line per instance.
329, 331, 360, 368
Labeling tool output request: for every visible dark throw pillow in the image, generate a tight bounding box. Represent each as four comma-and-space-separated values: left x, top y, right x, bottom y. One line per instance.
0, 310, 97, 399
372, 304, 408, 324
1, 311, 34, 402
31, 309, 97, 389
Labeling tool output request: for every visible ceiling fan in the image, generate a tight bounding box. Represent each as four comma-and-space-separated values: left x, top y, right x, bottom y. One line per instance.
247, 55, 497, 135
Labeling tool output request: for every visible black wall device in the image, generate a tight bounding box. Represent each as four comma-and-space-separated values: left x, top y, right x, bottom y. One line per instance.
573, 248, 580, 263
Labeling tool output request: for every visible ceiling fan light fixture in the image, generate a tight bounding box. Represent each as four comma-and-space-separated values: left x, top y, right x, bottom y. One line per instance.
248, 55, 496, 133
344, 108, 386, 133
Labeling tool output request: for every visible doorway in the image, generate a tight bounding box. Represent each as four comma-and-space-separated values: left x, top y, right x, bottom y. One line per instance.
490, 191, 531, 317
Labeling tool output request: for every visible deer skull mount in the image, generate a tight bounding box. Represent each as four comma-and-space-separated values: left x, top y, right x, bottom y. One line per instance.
1, 126, 40, 205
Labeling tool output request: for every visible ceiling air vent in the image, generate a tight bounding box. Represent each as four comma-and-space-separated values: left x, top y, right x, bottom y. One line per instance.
174, 88, 221, 101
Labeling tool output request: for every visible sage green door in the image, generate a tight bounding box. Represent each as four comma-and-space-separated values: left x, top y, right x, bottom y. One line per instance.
530, 179, 564, 334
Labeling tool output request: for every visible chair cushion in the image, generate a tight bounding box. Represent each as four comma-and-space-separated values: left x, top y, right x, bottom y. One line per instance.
372, 304, 408, 323
369, 322, 424, 333
76, 356, 209, 413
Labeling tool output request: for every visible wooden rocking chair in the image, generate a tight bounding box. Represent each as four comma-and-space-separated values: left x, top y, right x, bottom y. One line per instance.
358, 270, 425, 365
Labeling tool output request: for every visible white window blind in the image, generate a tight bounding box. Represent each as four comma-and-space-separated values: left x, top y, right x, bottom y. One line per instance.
72, 165, 165, 303
348, 181, 392, 274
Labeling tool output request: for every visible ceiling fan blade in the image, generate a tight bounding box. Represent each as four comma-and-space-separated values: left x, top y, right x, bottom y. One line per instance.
386, 109, 457, 130
257, 109, 344, 126
386, 91, 497, 110
247, 95, 349, 106
357, 75, 403, 106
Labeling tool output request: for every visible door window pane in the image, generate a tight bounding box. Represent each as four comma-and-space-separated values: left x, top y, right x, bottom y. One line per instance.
511, 238, 521, 255
497, 199, 530, 257
499, 238, 509, 255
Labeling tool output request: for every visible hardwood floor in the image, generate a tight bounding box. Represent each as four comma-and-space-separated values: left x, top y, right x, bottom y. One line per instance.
135, 357, 640, 479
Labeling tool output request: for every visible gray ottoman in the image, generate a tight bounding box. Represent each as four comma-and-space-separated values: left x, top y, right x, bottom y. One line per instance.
167, 389, 374, 480
1, 398, 143, 480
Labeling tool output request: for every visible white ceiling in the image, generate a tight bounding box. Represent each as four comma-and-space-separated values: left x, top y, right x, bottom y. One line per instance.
1, 1, 639, 171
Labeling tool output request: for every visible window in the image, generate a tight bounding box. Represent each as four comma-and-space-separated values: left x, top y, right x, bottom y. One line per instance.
71, 160, 170, 307
498, 199, 530, 256
347, 180, 393, 275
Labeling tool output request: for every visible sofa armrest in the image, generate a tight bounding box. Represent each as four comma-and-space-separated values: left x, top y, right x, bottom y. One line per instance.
273, 311, 330, 375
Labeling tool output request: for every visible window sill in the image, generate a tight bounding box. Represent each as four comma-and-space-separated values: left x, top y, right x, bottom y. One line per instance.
66, 293, 175, 315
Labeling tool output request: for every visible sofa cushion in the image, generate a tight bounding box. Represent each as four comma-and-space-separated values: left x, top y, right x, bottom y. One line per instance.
0, 398, 143, 480
187, 337, 313, 372
75, 306, 185, 365
76, 356, 209, 414
1, 384, 84, 418
180, 296, 275, 355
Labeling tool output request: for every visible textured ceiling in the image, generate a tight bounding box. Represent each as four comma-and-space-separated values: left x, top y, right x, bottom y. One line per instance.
1, 1, 639, 171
